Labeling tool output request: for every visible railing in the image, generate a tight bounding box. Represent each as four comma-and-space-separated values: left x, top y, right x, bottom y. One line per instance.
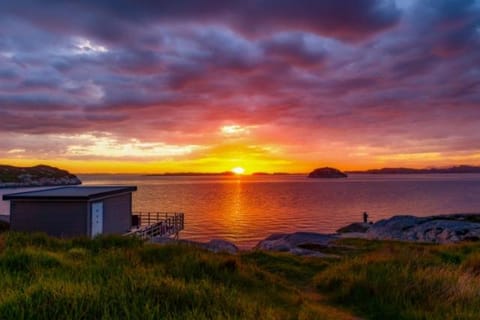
126, 212, 184, 240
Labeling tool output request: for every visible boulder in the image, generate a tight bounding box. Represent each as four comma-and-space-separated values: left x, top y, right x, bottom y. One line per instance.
203, 239, 239, 254
256, 232, 339, 256
151, 237, 239, 254
367, 214, 480, 243
308, 167, 347, 179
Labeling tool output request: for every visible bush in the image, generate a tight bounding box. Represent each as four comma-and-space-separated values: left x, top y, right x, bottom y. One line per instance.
0, 221, 9, 233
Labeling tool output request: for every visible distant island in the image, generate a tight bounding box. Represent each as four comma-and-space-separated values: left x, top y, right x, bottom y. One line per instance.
308, 167, 348, 178
252, 172, 292, 176
0, 165, 81, 188
348, 165, 480, 174
143, 165, 480, 177
147, 172, 236, 177
148, 172, 295, 177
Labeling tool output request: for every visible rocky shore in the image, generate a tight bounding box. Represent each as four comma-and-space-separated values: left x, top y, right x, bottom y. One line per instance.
256, 214, 480, 256
155, 213, 480, 256
0, 165, 81, 188
365, 214, 480, 243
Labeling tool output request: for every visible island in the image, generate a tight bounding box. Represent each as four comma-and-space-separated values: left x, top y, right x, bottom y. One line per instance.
252, 172, 293, 176
348, 165, 480, 174
146, 171, 235, 177
308, 167, 348, 178
0, 165, 81, 187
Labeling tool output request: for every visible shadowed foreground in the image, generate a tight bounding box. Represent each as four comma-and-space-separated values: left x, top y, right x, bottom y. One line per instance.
0, 233, 480, 319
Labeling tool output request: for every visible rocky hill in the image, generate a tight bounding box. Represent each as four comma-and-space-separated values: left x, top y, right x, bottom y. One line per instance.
308, 167, 347, 178
0, 165, 81, 187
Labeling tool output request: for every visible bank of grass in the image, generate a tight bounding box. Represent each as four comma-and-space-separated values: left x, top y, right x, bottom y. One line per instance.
0, 232, 350, 320
1, 233, 480, 319
315, 238, 480, 320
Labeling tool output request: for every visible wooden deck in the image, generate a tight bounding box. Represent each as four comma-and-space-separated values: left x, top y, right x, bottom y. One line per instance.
126, 212, 184, 240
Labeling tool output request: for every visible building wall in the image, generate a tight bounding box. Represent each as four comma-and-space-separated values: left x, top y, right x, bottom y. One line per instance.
10, 201, 87, 237
10, 192, 133, 238
92, 193, 132, 235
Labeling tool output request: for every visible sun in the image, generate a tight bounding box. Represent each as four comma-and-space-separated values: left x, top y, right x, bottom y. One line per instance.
231, 167, 245, 175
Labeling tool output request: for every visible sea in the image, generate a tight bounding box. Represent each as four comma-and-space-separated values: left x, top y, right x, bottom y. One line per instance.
1, 173, 480, 248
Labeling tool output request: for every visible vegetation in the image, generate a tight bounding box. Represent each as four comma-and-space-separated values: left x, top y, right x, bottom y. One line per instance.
315, 239, 480, 320
0, 221, 9, 233
0, 164, 80, 185
0, 232, 480, 319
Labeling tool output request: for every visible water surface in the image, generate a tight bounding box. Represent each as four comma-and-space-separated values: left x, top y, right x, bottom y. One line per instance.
2, 174, 480, 248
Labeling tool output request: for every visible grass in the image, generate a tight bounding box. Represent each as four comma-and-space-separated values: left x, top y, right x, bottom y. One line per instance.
1, 233, 480, 319
315, 238, 480, 320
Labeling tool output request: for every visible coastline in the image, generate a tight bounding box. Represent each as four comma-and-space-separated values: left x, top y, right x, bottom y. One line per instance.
151, 213, 480, 256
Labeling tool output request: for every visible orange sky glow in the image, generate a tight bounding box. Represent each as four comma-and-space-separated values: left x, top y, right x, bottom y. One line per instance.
3, 124, 480, 174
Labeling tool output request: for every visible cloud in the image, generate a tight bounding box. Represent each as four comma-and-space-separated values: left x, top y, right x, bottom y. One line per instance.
0, 0, 479, 170
0, 0, 401, 41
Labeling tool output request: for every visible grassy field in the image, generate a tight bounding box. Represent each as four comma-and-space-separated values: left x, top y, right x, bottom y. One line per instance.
0, 232, 480, 319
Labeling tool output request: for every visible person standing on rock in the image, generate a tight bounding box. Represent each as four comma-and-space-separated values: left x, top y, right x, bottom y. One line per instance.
363, 212, 369, 223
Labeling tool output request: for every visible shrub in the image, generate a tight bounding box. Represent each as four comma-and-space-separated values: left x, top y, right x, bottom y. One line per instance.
0, 221, 10, 233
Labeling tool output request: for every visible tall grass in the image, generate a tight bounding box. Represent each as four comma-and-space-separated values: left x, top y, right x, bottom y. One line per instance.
0, 232, 341, 319
315, 239, 480, 320
1, 232, 480, 319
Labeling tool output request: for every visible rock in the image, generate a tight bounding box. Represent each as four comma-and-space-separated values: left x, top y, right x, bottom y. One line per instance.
337, 232, 368, 239
337, 222, 371, 233
0, 165, 81, 187
308, 167, 347, 179
256, 233, 294, 251
367, 214, 480, 243
151, 238, 239, 254
203, 239, 239, 254
256, 232, 339, 256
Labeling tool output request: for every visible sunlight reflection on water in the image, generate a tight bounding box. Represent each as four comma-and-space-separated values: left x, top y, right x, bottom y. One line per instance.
2, 174, 480, 248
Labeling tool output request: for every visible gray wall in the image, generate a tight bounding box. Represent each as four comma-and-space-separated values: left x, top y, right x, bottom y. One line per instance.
10, 192, 133, 238
97, 193, 132, 235
10, 200, 87, 237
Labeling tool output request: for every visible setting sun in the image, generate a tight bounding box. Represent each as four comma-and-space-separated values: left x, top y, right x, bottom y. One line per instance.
231, 167, 245, 175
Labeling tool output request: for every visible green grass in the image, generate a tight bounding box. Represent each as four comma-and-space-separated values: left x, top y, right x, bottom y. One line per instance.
0, 232, 352, 320
315, 239, 480, 320
1, 233, 480, 319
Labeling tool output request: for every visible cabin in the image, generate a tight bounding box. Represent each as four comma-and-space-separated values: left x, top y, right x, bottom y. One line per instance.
2, 186, 137, 238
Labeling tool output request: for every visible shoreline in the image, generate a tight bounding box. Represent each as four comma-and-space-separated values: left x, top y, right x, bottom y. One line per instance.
151, 213, 480, 255
1, 211, 479, 253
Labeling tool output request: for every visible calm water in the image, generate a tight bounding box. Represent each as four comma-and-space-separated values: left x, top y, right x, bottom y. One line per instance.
2, 174, 480, 248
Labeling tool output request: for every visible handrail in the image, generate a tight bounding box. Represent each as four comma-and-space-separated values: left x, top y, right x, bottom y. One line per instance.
126, 212, 184, 240
133, 212, 184, 227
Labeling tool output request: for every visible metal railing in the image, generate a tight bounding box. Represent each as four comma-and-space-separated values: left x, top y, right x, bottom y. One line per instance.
126, 212, 184, 240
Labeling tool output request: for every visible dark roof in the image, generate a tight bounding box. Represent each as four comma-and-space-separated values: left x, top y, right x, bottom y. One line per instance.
3, 186, 137, 201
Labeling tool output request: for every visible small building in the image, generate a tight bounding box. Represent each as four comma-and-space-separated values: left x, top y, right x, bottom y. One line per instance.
2, 186, 137, 238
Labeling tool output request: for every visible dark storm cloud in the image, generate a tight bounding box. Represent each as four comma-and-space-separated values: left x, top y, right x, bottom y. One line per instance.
0, 0, 401, 41
0, 0, 480, 162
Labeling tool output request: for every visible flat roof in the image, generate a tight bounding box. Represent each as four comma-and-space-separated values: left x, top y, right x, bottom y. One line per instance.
2, 186, 137, 201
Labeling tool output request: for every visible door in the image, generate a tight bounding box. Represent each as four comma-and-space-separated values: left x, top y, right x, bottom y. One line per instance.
91, 202, 103, 238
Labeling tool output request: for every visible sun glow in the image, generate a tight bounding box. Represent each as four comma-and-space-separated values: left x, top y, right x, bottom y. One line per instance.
232, 167, 245, 175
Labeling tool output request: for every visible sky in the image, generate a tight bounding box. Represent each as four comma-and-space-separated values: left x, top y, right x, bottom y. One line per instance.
1, 0, 480, 173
